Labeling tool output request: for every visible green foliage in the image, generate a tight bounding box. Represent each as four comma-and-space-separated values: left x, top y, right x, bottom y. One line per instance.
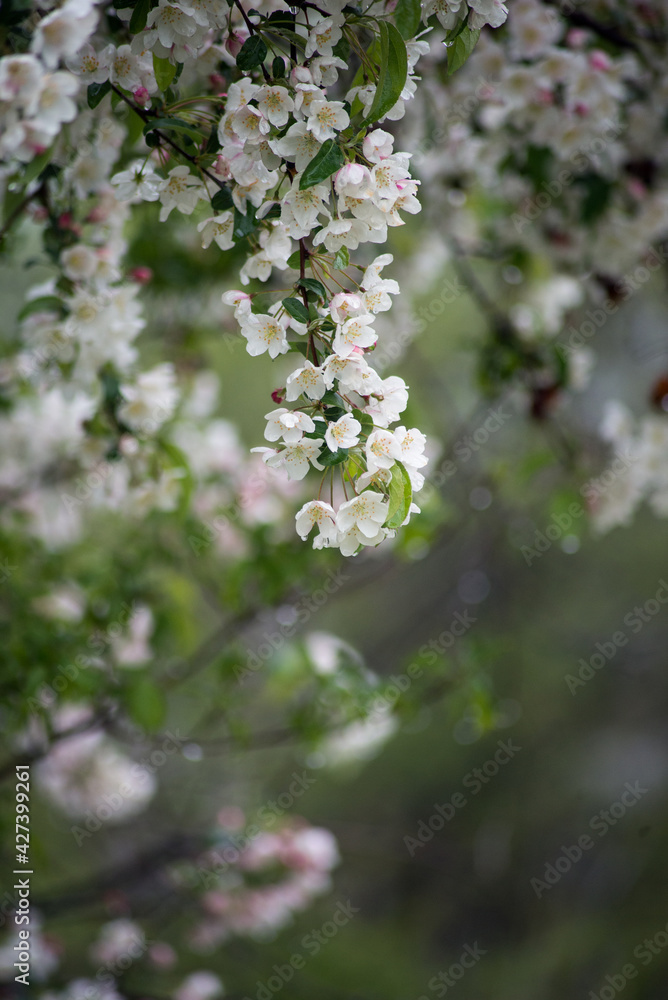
153, 54, 177, 91
333, 246, 350, 269
87, 80, 111, 109
352, 408, 374, 435
236, 35, 268, 71
362, 22, 408, 125
299, 139, 346, 190
447, 25, 481, 75
282, 297, 310, 323
385, 461, 413, 528
233, 205, 257, 241
211, 186, 234, 211
125, 675, 167, 732
128, 0, 155, 33
298, 278, 327, 302
319, 447, 349, 466
394, 0, 422, 40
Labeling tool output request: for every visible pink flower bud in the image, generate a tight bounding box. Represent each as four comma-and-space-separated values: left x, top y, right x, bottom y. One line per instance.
291, 65, 313, 86
589, 49, 611, 72
271, 388, 285, 404
573, 102, 589, 117
336, 163, 366, 185
217, 805, 245, 829
129, 266, 153, 284
58, 213, 74, 229
209, 72, 225, 93
225, 31, 246, 58
566, 28, 587, 48
133, 86, 150, 105
86, 205, 109, 223
148, 943, 176, 969
627, 177, 647, 200
202, 891, 231, 916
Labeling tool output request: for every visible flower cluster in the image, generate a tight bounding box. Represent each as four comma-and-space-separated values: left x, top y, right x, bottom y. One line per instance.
391, 0, 668, 516
1, 0, 505, 556
33, 704, 158, 819
0, 0, 101, 165
97, 0, 448, 556
589, 400, 668, 532
192, 817, 340, 944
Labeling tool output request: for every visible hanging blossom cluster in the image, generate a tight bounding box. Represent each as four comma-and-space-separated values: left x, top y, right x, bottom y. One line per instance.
407, 0, 645, 272
190, 818, 340, 945
0, 0, 507, 558
590, 399, 668, 532
101, 0, 445, 558
0, 0, 98, 163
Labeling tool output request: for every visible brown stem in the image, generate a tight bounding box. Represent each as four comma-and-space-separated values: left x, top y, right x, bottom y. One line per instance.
109, 85, 227, 192
299, 239, 317, 363
0, 185, 43, 245
232, 0, 271, 82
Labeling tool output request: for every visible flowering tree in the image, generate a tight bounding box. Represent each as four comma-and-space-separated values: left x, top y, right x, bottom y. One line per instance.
2, 0, 668, 996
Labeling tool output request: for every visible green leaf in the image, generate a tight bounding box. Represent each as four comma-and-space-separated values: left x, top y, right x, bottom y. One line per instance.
324, 405, 346, 420
272, 55, 285, 78
319, 447, 349, 467
524, 144, 553, 190
17, 296, 64, 322
211, 186, 234, 211
362, 22, 408, 126
282, 297, 310, 323
299, 139, 345, 190
444, 13, 471, 43
233, 205, 256, 241
447, 26, 480, 75
153, 54, 177, 91
352, 408, 374, 435
21, 145, 55, 187
395, 0, 421, 39
236, 35, 268, 71
87, 80, 111, 109
321, 390, 342, 406
286, 250, 303, 269
333, 246, 349, 269
129, 0, 153, 33
125, 676, 166, 733
298, 278, 327, 301
142, 117, 203, 141
205, 126, 219, 155
385, 460, 412, 528
159, 439, 194, 516
577, 173, 614, 224
332, 35, 350, 61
